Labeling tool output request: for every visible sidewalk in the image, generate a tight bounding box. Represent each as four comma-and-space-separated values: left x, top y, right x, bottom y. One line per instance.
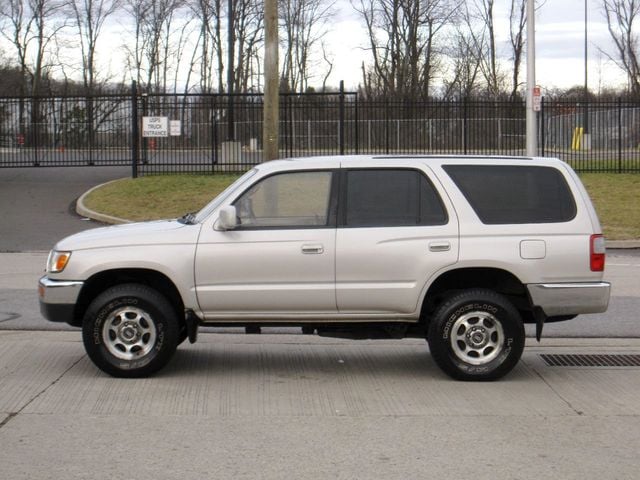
1, 331, 639, 479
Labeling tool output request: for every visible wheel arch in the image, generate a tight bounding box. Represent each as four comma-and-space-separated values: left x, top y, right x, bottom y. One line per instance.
72, 268, 186, 328
420, 267, 532, 325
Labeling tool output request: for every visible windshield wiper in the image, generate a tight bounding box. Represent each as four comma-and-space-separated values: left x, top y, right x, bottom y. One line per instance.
178, 212, 197, 225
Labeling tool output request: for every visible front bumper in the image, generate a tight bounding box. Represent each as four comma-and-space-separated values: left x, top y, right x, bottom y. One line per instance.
38, 276, 84, 324
527, 282, 611, 317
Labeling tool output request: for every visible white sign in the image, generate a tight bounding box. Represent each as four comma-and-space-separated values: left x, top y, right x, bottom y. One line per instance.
142, 117, 168, 137
532, 86, 542, 112
169, 120, 181, 136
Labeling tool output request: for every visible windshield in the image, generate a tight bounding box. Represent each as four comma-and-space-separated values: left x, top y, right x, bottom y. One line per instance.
193, 169, 258, 223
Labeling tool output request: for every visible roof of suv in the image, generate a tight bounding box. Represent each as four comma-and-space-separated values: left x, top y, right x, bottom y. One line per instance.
255, 155, 563, 173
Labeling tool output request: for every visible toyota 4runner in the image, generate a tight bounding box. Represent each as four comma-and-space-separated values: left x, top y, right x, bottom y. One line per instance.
39, 156, 610, 380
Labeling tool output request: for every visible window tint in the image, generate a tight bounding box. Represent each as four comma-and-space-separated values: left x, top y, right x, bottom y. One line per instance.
345, 169, 447, 227
234, 171, 333, 228
443, 165, 577, 224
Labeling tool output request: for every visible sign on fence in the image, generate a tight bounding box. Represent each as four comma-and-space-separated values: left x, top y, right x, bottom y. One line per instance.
142, 117, 168, 137
169, 120, 181, 136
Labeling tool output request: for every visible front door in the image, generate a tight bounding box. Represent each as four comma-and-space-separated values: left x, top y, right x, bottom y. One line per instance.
195, 169, 338, 319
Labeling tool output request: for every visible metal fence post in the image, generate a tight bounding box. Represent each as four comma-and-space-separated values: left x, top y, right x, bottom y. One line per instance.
354, 91, 359, 154
463, 97, 468, 155
130, 81, 139, 178
618, 97, 623, 173
212, 95, 219, 168
385, 99, 390, 155
339, 80, 345, 155
540, 97, 545, 157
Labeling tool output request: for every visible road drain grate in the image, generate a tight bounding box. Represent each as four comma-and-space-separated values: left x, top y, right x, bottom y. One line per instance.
540, 354, 640, 367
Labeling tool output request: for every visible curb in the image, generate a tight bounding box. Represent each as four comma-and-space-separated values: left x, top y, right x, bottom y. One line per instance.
607, 240, 640, 249
76, 178, 133, 225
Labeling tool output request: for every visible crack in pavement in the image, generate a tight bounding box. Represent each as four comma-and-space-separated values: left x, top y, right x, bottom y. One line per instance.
0, 312, 21, 323
0, 354, 85, 431
531, 366, 585, 416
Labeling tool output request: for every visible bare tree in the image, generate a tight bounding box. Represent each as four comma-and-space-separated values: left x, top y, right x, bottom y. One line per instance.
464, 0, 508, 97
0, 0, 31, 100
279, 0, 335, 93
352, 0, 460, 100
123, 0, 189, 93
442, 26, 483, 99
0, 0, 66, 96
509, 0, 526, 100
602, 0, 640, 96
68, 0, 121, 94
190, 0, 224, 92
232, 0, 264, 92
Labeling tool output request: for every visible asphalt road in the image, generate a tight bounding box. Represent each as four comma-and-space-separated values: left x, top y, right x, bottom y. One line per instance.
0, 166, 128, 252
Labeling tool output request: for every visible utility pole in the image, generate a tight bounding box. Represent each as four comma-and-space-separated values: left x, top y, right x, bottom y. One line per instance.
227, 0, 235, 141
526, 0, 537, 156
263, 0, 279, 161
583, 0, 591, 149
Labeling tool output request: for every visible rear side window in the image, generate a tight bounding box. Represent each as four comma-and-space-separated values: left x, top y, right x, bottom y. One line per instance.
344, 169, 448, 227
443, 165, 577, 224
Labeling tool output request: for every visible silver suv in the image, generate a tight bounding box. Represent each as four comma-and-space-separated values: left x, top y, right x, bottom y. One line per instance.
39, 156, 610, 380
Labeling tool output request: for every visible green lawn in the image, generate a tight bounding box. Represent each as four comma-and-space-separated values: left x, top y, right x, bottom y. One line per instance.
579, 173, 640, 240
83, 172, 640, 240
83, 175, 241, 222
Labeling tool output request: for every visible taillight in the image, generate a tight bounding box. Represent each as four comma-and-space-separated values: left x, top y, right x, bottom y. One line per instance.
590, 234, 606, 271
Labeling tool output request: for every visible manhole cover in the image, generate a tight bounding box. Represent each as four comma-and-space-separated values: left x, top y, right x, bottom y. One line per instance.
540, 354, 640, 367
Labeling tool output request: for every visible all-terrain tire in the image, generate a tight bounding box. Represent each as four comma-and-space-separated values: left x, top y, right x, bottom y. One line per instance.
82, 283, 180, 378
427, 289, 525, 381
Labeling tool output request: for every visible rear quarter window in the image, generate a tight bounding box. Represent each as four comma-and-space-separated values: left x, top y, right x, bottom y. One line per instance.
443, 165, 577, 224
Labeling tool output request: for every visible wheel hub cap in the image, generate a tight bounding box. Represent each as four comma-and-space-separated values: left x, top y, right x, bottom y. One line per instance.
467, 327, 489, 348
102, 307, 157, 361
450, 311, 504, 366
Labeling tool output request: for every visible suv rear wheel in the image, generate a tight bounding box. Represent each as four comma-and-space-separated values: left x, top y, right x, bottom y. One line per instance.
427, 289, 525, 381
82, 283, 180, 378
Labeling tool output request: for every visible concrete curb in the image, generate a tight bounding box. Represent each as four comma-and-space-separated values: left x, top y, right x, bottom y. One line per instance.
607, 240, 640, 249
75, 178, 132, 225
76, 180, 640, 248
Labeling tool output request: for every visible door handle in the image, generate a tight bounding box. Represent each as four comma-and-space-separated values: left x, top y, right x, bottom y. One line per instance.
301, 244, 324, 254
429, 241, 451, 252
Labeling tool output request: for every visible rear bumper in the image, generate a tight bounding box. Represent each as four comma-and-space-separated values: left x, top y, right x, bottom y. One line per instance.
527, 282, 611, 317
38, 276, 83, 324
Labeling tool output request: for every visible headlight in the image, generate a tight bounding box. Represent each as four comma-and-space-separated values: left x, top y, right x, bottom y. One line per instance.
47, 250, 72, 273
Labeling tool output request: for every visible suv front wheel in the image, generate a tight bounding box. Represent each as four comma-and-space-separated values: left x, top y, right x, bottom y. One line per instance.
427, 289, 525, 381
82, 283, 180, 378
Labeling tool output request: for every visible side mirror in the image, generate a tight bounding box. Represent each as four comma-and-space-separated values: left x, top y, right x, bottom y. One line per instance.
215, 205, 238, 231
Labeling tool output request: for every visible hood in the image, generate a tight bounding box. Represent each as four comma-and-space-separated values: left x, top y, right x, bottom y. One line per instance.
55, 219, 201, 251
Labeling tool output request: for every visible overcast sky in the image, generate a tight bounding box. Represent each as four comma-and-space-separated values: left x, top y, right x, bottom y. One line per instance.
326, 0, 626, 93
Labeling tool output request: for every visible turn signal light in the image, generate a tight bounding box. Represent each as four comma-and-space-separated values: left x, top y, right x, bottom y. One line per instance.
47, 251, 72, 273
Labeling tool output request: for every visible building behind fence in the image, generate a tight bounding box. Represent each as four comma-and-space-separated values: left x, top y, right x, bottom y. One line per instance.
1, 88, 639, 175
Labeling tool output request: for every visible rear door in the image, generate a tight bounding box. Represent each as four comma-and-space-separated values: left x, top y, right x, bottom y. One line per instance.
335, 161, 459, 315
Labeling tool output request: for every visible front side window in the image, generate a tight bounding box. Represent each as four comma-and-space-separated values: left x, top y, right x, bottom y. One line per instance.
344, 169, 448, 227
234, 171, 333, 228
